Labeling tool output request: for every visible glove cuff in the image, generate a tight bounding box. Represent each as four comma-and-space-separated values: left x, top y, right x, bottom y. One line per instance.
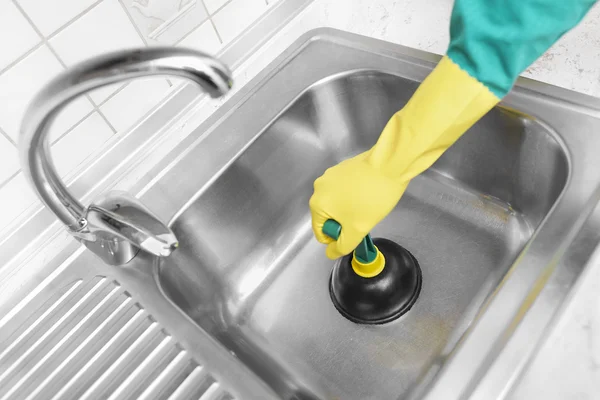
367, 56, 500, 182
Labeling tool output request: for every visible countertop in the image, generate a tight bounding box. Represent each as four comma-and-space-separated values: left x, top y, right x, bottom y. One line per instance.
227, 0, 600, 398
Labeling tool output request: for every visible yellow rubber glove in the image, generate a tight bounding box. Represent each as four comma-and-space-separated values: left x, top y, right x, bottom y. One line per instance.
310, 56, 500, 259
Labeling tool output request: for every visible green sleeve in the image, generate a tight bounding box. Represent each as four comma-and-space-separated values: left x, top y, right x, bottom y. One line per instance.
447, 0, 597, 98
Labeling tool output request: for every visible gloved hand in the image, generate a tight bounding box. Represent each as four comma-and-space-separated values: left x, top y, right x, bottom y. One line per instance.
310, 57, 499, 259
310, 151, 409, 260
311, 0, 597, 259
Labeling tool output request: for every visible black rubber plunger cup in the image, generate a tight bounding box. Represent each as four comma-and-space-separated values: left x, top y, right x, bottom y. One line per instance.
323, 220, 422, 324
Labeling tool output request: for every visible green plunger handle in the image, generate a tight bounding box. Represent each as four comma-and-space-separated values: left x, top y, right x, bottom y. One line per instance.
322, 219, 377, 263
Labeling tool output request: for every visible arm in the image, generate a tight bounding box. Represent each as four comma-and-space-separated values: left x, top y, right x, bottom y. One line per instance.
448, 0, 597, 99
310, 0, 597, 259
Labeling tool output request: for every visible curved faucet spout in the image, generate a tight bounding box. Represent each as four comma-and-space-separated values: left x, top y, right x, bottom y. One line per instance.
19, 47, 233, 265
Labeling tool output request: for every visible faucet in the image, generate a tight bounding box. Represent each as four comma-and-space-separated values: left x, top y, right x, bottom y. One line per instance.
19, 47, 233, 266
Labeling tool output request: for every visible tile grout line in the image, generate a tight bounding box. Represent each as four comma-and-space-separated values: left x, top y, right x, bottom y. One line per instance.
8, 0, 104, 75
172, 0, 277, 90
206, 0, 275, 50
1, 0, 104, 75
41, 19, 122, 133
0, 41, 44, 76
175, 0, 239, 47
172, 16, 212, 45
0, 127, 20, 192
201, 0, 273, 55
33, 21, 114, 114
0, 127, 16, 146
42, 0, 104, 42
96, 83, 131, 107
209, 18, 224, 44
0, 125, 19, 194
204, 0, 237, 44
0, 171, 21, 192
6, 0, 104, 74
51, 109, 96, 145
197, 0, 225, 45
117, 0, 149, 46
119, 0, 174, 87
12, 0, 119, 136
97, 110, 118, 134
87, 94, 115, 121
211, 0, 235, 16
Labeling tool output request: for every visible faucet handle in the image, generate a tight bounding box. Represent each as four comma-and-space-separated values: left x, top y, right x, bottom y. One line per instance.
84, 191, 178, 258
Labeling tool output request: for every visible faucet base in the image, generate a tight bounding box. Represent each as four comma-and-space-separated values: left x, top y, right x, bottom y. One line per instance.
83, 238, 140, 266
69, 191, 177, 266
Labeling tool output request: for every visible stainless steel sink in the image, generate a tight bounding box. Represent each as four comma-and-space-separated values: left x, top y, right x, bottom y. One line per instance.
6, 28, 600, 400
146, 29, 600, 399
158, 71, 567, 400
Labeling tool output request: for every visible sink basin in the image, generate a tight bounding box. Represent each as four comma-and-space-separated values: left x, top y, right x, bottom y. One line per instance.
156, 32, 577, 399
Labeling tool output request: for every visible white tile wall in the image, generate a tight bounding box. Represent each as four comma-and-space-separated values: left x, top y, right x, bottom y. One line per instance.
0, 1, 40, 71
204, 0, 229, 15
100, 78, 171, 132
0, 0, 277, 236
0, 173, 38, 236
53, 113, 115, 178
0, 45, 94, 143
213, 0, 268, 44
16, 0, 99, 36
50, 0, 143, 66
0, 134, 20, 184
120, 0, 208, 45
50, 0, 146, 103
178, 20, 223, 53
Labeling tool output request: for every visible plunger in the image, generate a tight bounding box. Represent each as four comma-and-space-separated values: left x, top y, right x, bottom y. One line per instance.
323, 219, 422, 324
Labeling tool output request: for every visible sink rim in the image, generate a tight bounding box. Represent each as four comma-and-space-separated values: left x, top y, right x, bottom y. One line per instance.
139, 28, 600, 399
